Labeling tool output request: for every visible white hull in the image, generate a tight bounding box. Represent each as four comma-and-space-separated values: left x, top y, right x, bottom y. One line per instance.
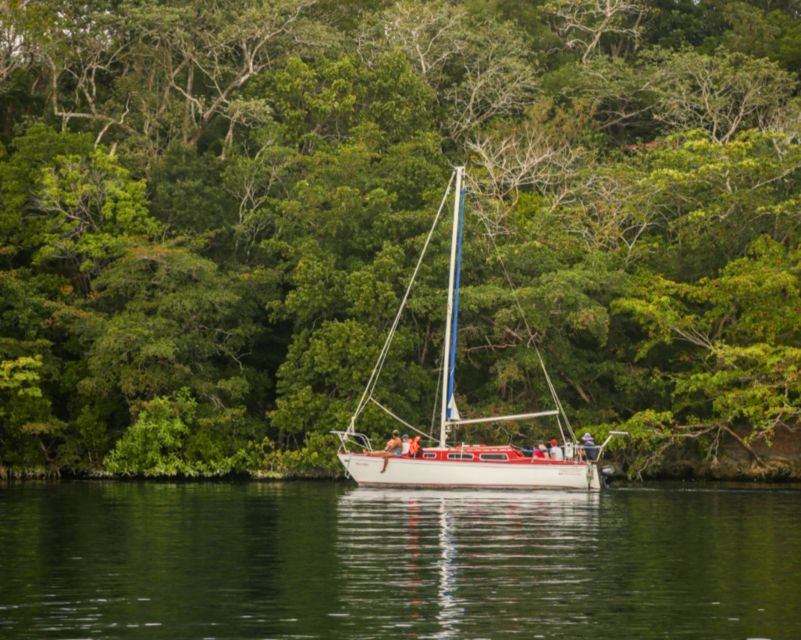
338, 453, 601, 491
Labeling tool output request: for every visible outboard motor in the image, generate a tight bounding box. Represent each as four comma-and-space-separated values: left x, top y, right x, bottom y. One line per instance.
600, 465, 617, 488
594, 431, 629, 487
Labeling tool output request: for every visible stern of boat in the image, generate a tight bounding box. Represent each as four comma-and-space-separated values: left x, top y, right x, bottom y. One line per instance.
589, 464, 601, 491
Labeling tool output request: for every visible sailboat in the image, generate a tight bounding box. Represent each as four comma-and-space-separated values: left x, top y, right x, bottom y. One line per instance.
333, 167, 625, 491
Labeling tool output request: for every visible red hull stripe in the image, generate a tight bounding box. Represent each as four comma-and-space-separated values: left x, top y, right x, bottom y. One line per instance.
358, 482, 587, 490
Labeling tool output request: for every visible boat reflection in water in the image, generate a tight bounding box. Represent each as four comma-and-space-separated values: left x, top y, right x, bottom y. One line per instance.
335, 488, 601, 639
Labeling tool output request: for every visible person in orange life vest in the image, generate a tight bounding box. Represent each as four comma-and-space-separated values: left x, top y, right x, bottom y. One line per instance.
381, 430, 403, 473
408, 435, 421, 458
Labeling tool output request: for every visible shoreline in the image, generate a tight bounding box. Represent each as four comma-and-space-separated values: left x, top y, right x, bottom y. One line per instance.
2, 462, 801, 484
5, 427, 801, 483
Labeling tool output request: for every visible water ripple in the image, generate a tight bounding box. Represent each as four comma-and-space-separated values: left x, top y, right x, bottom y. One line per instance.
1, 482, 799, 639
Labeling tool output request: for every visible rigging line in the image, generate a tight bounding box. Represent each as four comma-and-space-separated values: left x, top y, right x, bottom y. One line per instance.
350, 170, 456, 426
534, 343, 576, 442
369, 398, 435, 441
472, 191, 576, 444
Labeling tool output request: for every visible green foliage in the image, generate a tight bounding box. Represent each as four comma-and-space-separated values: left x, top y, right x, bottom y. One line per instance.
83, 244, 261, 408
271, 319, 431, 437
248, 52, 435, 152
609, 234, 801, 472
0, 355, 43, 397
0, 124, 94, 251
35, 148, 158, 274
0, 354, 64, 468
148, 144, 234, 236
260, 432, 343, 478
104, 389, 198, 477
3, 0, 801, 480
104, 388, 258, 477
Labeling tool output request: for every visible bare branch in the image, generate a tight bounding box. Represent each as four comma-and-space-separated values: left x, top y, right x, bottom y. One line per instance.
546, 0, 647, 64
653, 51, 796, 144
360, 0, 538, 141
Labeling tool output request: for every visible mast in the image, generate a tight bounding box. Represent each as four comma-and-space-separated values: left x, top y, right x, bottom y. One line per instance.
440, 166, 464, 447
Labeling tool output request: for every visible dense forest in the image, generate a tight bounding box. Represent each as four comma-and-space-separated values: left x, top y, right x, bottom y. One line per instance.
2, 0, 801, 480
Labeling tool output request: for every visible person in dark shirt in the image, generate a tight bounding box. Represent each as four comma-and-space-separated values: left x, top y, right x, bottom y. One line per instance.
581, 432, 597, 461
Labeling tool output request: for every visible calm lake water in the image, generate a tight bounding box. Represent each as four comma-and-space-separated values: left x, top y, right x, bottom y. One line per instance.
1, 481, 800, 639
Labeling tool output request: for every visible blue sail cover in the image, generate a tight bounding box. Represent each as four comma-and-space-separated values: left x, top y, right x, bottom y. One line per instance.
446, 188, 466, 419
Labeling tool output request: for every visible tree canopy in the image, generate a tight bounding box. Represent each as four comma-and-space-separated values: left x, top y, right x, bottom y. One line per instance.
2, 0, 801, 479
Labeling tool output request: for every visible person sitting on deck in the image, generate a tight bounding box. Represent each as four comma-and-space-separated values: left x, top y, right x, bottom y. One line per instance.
548, 438, 564, 461
401, 434, 411, 456
381, 430, 403, 473
532, 442, 549, 459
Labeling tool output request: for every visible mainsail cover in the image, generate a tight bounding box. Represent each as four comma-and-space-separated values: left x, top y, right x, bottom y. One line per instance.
448, 396, 461, 421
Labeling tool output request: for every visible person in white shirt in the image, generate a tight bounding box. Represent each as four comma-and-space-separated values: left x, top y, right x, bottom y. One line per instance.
548, 438, 564, 461
401, 434, 411, 456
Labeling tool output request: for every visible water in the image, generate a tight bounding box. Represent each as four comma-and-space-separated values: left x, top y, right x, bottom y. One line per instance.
1, 481, 799, 639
